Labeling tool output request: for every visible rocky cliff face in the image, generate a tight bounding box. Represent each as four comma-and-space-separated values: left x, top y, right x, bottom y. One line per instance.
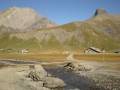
0, 7, 56, 32
94, 8, 108, 16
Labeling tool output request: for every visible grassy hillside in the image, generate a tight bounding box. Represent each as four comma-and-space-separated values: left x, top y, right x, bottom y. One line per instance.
0, 11, 120, 53
0, 33, 40, 53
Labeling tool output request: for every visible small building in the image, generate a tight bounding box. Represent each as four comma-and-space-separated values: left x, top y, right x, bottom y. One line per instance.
85, 47, 104, 54
114, 50, 120, 53
21, 49, 29, 54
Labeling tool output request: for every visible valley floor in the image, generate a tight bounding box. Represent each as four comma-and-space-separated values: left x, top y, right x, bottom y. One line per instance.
0, 59, 120, 90
0, 53, 120, 62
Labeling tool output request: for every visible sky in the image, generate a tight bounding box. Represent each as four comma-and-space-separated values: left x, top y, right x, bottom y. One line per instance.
0, 0, 120, 25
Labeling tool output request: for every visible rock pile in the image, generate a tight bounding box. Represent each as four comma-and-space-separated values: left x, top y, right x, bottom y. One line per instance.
27, 65, 65, 90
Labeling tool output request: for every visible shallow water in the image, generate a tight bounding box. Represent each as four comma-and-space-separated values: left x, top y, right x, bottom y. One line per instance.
44, 61, 120, 90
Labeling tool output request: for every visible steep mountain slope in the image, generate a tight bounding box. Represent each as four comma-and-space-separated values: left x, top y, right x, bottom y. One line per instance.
0, 8, 120, 52
0, 7, 55, 32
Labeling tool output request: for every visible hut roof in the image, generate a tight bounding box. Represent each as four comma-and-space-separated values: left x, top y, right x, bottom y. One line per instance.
88, 47, 102, 53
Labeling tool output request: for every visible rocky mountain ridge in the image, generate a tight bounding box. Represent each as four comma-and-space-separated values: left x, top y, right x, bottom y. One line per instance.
0, 7, 56, 32
0, 7, 120, 52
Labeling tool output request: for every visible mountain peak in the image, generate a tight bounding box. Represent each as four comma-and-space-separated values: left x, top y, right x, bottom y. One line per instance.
94, 8, 108, 16
0, 7, 56, 32
8, 7, 34, 11
6, 7, 38, 16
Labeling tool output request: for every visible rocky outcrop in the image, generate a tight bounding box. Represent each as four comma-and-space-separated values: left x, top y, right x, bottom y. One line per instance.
27, 65, 65, 90
64, 61, 92, 72
28, 65, 48, 81
0, 7, 56, 32
94, 8, 108, 16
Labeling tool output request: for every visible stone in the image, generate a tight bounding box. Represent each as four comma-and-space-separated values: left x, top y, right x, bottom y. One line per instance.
27, 80, 44, 87
64, 62, 92, 72
27, 65, 65, 89
29, 65, 48, 76
37, 87, 50, 90
28, 65, 48, 81
43, 77, 66, 89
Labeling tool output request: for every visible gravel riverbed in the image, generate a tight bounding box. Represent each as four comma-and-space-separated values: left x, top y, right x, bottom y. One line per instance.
0, 60, 120, 90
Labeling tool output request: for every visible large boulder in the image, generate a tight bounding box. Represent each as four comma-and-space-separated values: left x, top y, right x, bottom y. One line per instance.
29, 65, 48, 76
43, 77, 66, 89
27, 64, 66, 90
28, 65, 48, 81
27, 81, 50, 90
